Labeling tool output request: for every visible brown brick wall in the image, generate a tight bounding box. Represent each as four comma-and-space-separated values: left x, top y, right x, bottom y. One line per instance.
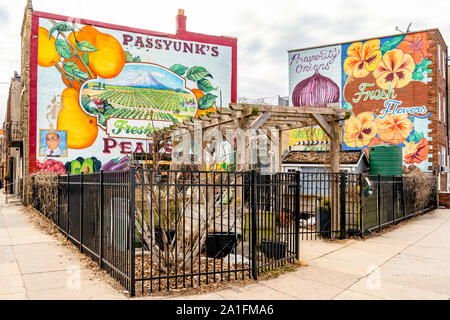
426, 30, 448, 191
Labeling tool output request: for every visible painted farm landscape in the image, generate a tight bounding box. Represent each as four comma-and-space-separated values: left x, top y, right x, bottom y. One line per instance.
80, 63, 198, 126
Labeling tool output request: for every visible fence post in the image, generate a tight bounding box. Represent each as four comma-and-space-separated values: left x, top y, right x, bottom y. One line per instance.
251, 170, 258, 280
359, 174, 363, 237
99, 170, 104, 268
80, 172, 84, 253
392, 175, 395, 225
294, 171, 301, 261
377, 174, 381, 231
129, 167, 136, 297
339, 173, 346, 239
401, 175, 406, 220
56, 174, 60, 226
67, 173, 70, 239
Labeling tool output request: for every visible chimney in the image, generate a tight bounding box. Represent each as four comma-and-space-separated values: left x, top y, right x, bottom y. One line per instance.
176, 9, 186, 35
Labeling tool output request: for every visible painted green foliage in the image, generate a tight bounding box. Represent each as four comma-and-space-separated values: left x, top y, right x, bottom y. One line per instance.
170, 64, 220, 110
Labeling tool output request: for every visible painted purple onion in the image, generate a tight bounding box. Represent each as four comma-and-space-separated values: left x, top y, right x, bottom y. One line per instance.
292, 70, 340, 107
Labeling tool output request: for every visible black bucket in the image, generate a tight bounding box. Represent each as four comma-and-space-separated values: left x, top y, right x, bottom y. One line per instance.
205, 232, 237, 258
261, 240, 287, 260
154, 228, 176, 251
319, 208, 331, 238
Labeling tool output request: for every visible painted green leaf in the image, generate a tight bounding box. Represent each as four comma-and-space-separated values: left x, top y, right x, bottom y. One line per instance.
412, 72, 424, 81
343, 102, 353, 110
133, 56, 141, 62
76, 41, 98, 52
125, 51, 134, 63
197, 78, 218, 93
381, 35, 405, 55
186, 66, 213, 81
408, 130, 424, 143
170, 64, 188, 76
55, 39, 72, 59
64, 60, 88, 80
198, 93, 217, 110
48, 22, 72, 39
97, 114, 106, 126
82, 52, 89, 65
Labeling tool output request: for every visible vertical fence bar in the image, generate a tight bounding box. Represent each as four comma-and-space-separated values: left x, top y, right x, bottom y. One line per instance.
80, 172, 84, 252
392, 175, 395, 224
359, 174, 364, 236
339, 173, 346, 239
99, 170, 104, 268
377, 174, 381, 230
251, 170, 258, 280
401, 175, 406, 220
129, 167, 136, 297
56, 175, 60, 226
294, 171, 300, 261
67, 173, 70, 239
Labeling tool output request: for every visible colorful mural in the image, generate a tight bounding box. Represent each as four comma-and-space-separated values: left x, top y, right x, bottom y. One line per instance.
32, 14, 235, 174
289, 32, 432, 171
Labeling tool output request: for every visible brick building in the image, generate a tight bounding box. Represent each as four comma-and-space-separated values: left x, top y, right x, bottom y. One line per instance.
288, 29, 449, 192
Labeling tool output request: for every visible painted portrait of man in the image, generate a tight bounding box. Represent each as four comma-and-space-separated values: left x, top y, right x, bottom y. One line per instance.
40, 130, 67, 157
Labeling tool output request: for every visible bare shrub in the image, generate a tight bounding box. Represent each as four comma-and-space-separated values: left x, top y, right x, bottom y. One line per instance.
403, 166, 437, 210
25, 173, 58, 220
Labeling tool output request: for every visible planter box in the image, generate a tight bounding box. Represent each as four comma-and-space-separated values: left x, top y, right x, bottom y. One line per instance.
319, 208, 331, 238
205, 232, 237, 258
261, 240, 287, 260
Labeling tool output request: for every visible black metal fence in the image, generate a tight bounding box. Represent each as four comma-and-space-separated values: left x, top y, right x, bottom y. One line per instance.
55, 171, 134, 293
29, 169, 437, 296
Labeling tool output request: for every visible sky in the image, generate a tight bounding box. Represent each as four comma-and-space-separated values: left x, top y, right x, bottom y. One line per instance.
1, 0, 450, 123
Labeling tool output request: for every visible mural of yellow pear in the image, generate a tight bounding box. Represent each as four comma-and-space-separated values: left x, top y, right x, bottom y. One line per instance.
38, 26, 60, 67
57, 88, 98, 149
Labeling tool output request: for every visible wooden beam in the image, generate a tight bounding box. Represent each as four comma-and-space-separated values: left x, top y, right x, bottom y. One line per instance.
249, 112, 271, 130
311, 113, 334, 139
230, 103, 344, 116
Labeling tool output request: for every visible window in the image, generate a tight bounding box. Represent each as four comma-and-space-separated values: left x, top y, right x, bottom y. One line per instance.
442, 147, 446, 171
438, 92, 442, 122
443, 50, 446, 79
438, 44, 441, 74
444, 94, 447, 123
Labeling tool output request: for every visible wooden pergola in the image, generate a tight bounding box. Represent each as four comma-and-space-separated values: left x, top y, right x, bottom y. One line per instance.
146, 103, 349, 239
152, 103, 348, 173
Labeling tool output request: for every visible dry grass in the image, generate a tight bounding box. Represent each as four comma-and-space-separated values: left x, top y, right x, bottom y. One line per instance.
403, 166, 437, 210
24, 173, 58, 220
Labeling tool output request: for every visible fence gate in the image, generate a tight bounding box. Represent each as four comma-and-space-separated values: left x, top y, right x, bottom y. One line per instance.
294, 172, 360, 240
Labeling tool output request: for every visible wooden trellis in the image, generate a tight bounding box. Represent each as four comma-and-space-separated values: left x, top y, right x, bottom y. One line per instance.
152, 103, 348, 173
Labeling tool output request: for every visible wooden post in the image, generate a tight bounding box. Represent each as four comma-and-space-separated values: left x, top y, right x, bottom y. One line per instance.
277, 129, 283, 173
330, 120, 340, 174
330, 120, 341, 238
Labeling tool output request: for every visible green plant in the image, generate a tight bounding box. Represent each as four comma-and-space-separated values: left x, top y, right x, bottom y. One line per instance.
319, 196, 330, 214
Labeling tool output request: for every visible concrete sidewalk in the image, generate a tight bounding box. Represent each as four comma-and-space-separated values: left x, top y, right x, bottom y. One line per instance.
0, 193, 126, 300
1, 191, 450, 300
193, 209, 450, 300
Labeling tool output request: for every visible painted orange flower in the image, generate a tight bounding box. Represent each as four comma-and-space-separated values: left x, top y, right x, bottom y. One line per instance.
403, 138, 429, 164
373, 49, 415, 89
375, 114, 413, 144
397, 32, 430, 64
364, 137, 386, 158
344, 40, 382, 78
344, 112, 377, 148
